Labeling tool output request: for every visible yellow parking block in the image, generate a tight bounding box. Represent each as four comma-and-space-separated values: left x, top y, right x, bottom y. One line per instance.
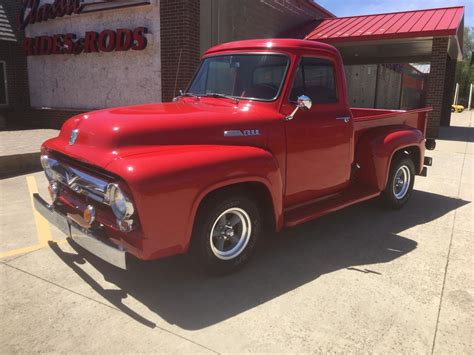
26, 175, 53, 246
0, 244, 44, 259
0, 176, 64, 259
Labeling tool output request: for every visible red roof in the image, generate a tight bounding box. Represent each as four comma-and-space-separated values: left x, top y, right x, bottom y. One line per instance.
306, 6, 464, 43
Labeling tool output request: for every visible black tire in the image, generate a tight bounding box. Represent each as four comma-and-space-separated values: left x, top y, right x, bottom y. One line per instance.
381, 154, 416, 209
191, 190, 262, 275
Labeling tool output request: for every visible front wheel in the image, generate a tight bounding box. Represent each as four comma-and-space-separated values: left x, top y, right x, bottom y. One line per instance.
381, 154, 415, 209
191, 191, 261, 275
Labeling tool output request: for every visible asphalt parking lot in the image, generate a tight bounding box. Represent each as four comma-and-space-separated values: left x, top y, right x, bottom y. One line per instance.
0, 112, 472, 353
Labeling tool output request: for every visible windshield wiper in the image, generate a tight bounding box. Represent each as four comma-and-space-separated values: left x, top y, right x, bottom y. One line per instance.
202, 93, 240, 104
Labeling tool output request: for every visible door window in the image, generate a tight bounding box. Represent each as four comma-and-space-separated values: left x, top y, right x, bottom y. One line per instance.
290, 57, 337, 104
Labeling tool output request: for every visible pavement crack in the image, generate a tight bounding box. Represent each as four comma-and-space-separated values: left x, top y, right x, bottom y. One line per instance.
1, 246, 44, 263
0, 262, 220, 354
431, 113, 471, 355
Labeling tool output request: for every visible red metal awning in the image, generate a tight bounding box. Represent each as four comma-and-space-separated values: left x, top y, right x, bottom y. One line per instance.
306, 6, 464, 43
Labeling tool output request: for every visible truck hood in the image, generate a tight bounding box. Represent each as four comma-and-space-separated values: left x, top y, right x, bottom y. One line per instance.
44, 99, 279, 168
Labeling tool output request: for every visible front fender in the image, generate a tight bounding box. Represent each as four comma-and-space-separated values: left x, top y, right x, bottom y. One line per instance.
355, 126, 425, 191
105, 145, 283, 259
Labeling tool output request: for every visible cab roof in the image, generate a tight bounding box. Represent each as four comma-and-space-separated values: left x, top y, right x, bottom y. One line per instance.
203, 39, 338, 56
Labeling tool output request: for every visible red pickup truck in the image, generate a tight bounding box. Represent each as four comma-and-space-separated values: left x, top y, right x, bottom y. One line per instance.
34, 39, 434, 274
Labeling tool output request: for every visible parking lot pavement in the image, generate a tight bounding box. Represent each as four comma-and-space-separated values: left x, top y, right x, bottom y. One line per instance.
0, 112, 472, 353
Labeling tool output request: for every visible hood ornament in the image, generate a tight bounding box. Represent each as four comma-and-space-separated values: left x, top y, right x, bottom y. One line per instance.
69, 129, 79, 145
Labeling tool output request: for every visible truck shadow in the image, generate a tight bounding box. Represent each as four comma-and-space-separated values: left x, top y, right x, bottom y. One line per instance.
49, 190, 468, 330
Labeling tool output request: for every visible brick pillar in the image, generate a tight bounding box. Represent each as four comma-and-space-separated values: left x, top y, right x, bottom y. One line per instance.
425, 37, 450, 138
440, 55, 457, 127
160, 0, 200, 102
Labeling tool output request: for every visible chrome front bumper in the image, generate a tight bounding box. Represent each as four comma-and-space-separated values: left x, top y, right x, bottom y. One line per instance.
33, 193, 127, 269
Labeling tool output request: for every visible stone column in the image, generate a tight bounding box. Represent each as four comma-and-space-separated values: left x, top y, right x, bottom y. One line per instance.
440, 55, 457, 127
425, 37, 450, 138
160, 0, 201, 102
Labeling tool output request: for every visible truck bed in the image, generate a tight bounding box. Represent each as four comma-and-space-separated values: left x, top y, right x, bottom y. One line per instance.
351, 107, 432, 144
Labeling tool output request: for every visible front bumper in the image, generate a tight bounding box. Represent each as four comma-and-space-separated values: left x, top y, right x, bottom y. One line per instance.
33, 193, 127, 269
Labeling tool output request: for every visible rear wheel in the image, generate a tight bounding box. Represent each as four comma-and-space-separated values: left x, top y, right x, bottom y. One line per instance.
382, 154, 415, 209
191, 190, 261, 275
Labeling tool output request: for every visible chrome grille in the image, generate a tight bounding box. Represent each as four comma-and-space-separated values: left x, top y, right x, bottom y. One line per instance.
44, 157, 109, 203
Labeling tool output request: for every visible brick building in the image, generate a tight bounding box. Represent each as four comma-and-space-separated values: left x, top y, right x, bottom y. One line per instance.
0, 0, 331, 128
0, 1, 464, 137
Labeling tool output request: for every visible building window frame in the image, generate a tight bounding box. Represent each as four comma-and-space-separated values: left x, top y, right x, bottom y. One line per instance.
0, 60, 8, 107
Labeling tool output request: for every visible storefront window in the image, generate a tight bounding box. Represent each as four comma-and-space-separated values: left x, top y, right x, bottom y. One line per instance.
0, 61, 7, 106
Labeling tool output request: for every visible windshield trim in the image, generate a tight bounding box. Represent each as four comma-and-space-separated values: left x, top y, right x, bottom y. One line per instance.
186, 52, 291, 103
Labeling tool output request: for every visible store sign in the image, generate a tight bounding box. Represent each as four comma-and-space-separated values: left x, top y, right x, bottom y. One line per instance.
23, 27, 148, 56
17, 0, 152, 30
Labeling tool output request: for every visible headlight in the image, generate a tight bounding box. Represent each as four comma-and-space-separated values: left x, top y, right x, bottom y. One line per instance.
40, 155, 53, 179
107, 183, 134, 220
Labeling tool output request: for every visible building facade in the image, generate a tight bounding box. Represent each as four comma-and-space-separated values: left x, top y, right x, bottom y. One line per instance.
1, 0, 331, 128
0, 1, 463, 137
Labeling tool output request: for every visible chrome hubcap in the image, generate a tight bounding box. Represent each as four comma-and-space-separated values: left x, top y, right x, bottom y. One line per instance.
393, 165, 411, 199
210, 207, 251, 260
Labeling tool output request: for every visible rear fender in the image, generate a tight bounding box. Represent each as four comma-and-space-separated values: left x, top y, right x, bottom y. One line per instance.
354, 126, 425, 191
105, 145, 283, 259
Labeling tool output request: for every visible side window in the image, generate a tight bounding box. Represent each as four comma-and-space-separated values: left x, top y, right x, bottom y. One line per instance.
290, 57, 337, 104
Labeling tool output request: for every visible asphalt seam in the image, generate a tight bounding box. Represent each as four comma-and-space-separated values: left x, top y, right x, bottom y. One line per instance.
0, 261, 220, 354
431, 112, 471, 355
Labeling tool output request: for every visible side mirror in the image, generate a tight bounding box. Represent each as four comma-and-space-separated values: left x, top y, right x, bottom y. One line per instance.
297, 95, 312, 110
285, 95, 312, 121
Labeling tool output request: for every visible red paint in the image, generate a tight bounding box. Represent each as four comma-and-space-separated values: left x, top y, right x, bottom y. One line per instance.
98, 30, 116, 52
17, 0, 83, 30
116, 29, 133, 51
84, 31, 99, 53
306, 6, 464, 43
131, 27, 148, 50
23, 27, 148, 56
41, 39, 431, 262
63, 33, 76, 54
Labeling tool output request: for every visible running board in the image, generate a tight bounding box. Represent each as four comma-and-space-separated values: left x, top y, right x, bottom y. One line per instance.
284, 184, 380, 227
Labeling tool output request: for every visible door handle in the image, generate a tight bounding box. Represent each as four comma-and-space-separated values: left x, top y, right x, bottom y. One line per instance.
336, 116, 351, 123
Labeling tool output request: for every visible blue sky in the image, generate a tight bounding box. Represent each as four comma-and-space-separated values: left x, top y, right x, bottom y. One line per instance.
316, 0, 473, 27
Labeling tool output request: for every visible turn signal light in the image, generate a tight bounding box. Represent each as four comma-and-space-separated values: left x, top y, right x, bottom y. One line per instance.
83, 205, 96, 225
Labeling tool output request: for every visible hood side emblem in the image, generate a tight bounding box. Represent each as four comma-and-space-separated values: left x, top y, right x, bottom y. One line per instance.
224, 129, 260, 137
69, 129, 79, 145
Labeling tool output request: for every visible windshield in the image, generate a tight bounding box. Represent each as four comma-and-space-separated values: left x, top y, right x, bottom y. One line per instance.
187, 54, 289, 101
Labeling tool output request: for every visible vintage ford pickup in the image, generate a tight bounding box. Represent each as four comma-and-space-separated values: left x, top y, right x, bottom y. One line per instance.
34, 39, 435, 274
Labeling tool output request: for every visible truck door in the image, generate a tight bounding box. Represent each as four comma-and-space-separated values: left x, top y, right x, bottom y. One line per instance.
284, 56, 353, 206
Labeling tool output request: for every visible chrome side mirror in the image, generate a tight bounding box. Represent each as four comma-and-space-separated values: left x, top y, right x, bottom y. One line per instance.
285, 95, 312, 121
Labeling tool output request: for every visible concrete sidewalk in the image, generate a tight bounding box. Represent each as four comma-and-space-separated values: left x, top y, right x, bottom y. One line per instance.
0, 112, 472, 353
0, 129, 58, 178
